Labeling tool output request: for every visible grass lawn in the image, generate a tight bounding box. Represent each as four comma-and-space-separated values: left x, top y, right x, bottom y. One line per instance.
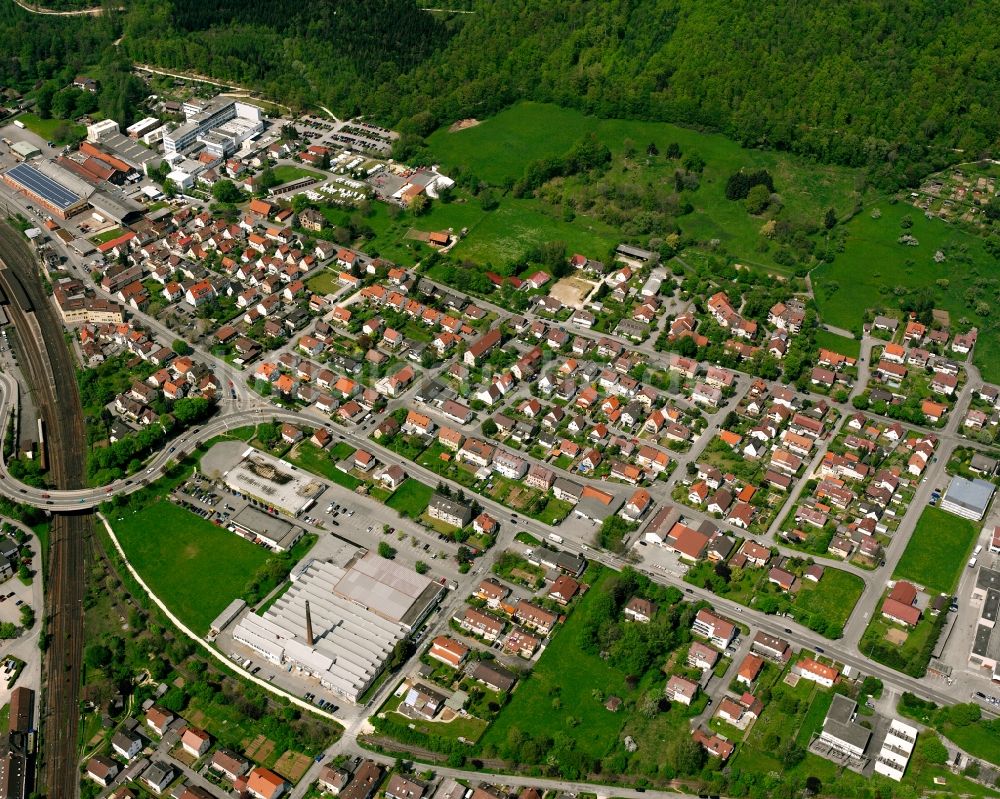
385, 479, 434, 517
814, 328, 861, 359
112, 502, 271, 635
793, 569, 864, 633
940, 721, 1000, 769
534, 497, 575, 526
89, 227, 125, 245
306, 270, 341, 295
733, 672, 841, 783
449, 198, 619, 268
287, 441, 360, 490
381, 692, 488, 742
812, 200, 1000, 381
893, 507, 979, 593
478, 565, 633, 762
795, 690, 833, 747
271, 165, 324, 184
16, 112, 85, 143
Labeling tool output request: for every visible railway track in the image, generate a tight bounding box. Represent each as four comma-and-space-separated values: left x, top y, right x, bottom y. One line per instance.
0, 221, 89, 799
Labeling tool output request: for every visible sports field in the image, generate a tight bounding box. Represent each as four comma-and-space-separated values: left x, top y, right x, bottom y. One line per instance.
112, 502, 271, 634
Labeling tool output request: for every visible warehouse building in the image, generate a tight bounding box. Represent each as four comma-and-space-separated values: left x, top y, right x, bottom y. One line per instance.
2, 161, 91, 219
231, 554, 443, 702
9, 141, 39, 162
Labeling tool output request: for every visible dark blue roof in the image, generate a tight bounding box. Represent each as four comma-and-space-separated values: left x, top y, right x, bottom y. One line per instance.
6, 163, 80, 210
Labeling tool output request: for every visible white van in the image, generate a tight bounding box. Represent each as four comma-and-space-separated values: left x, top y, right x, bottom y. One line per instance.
975, 545, 984, 556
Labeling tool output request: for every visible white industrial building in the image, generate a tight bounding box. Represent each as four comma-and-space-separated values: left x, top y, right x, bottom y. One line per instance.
231, 554, 443, 702
86, 119, 120, 143
873, 720, 918, 782
163, 97, 264, 157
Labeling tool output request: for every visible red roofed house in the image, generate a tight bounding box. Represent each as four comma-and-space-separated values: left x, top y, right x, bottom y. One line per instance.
736, 653, 764, 686
246, 766, 287, 799
429, 636, 469, 668
792, 657, 839, 688
181, 726, 211, 757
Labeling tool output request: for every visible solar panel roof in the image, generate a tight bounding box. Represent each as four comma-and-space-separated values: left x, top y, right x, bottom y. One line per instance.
6, 163, 81, 210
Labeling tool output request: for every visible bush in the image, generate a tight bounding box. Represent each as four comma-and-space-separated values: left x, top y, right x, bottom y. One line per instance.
378, 542, 396, 559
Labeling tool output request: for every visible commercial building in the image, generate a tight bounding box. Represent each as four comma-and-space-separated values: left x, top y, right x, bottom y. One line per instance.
940, 476, 995, 521
86, 119, 120, 143
970, 567, 1000, 676
231, 554, 443, 702
209, 599, 247, 637
229, 505, 303, 552
163, 97, 263, 157
2, 161, 91, 219
9, 141, 39, 162
222, 449, 326, 517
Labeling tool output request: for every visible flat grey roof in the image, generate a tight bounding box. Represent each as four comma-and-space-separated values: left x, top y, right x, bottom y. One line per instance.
985, 589, 1000, 624
334, 552, 443, 628
231, 505, 293, 541
972, 622, 1000, 662
978, 567, 1000, 592
822, 694, 871, 751
943, 476, 995, 516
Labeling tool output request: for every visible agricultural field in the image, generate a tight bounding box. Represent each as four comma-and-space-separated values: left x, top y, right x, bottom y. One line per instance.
111, 502, 271, 634
892, 507, 979, 594
812, 201, 1000, 381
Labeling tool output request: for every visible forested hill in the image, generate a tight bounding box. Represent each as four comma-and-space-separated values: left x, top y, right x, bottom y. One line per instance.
6, 0, 1000, 184
120, 0, 451, 112
384, 0, 1000, 186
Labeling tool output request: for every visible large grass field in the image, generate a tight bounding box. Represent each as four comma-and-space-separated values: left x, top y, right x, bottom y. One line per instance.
112, 502, 271, 635
812, 200, 1000, 380
892, 507, 980, 594
793, 568, 865, 632
428, 102, 861, 272
478, 565, 634, 761
384, 479, 434, 517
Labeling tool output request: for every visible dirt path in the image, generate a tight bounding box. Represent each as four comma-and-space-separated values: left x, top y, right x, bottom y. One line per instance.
11, 0, 120, 15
